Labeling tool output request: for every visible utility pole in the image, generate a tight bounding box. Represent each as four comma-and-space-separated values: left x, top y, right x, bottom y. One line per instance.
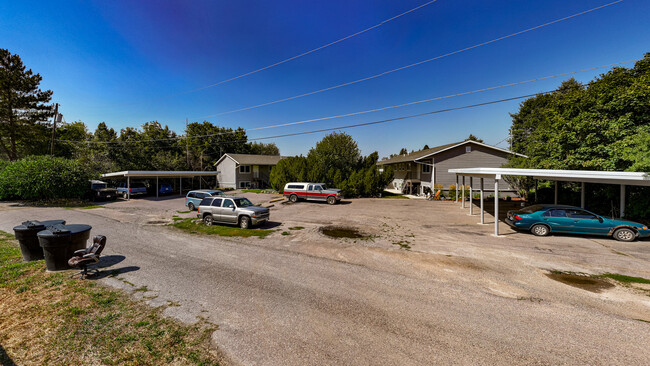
50, 103, 59, 155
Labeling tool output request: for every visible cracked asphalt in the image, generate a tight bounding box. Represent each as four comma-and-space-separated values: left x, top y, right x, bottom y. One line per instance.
1, 195, 649, 365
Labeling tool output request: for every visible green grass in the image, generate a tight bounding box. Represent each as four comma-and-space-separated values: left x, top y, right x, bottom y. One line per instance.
380, 191, 409, 199
171, 218, 273, 238
597, 273, 650, 284
288, 226, 304, 230
281, 231, 290, 236
176, 210, 191, 214
0, 231, 220, 365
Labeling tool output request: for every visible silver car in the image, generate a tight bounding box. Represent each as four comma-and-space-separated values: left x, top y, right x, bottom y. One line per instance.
197, 196, 270, 229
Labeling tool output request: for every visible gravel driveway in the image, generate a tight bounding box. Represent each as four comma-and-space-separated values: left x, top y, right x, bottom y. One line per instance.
1, 195, 648, 365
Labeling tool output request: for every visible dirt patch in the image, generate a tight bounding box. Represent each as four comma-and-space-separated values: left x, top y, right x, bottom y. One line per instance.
320, 226, 366, 239
546, 273, 614, 293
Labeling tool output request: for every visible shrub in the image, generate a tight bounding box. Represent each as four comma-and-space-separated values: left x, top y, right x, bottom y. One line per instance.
0, 156, 93, 200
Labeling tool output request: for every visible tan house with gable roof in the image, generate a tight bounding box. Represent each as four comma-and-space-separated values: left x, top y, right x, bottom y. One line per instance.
215, 153, 285, 189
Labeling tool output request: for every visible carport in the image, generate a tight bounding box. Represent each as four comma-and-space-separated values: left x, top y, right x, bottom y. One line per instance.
448, 168, 650, 236
101, 170, 220, 199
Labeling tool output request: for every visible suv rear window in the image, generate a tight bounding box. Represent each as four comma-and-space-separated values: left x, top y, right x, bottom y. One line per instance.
287, 184, 304, 189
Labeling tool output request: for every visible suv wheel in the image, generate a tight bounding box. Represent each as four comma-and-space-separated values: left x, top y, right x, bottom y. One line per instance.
188, 202, 195, 211
327, 196, 336, 205
203, 214, 213, 226
613, 228, 636, 242
239, 216, 251, 229
289, 194, 298, 203
531, 224, 550, 236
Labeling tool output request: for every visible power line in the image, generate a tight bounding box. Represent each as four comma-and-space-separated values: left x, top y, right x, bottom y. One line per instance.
58, 58, 635, 145
199, 0, 623, 118
182, 0, 440, 94
59, 91, 552, 151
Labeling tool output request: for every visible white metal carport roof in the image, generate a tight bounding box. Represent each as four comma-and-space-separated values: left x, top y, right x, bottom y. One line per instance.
101, 170, 220, 199
447, 167, 650, 236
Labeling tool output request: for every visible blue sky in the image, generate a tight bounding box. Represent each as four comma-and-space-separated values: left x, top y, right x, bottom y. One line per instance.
1, 0, 649, 158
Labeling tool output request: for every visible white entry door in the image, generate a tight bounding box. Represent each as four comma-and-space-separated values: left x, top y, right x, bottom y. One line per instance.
253, 165, 259, 178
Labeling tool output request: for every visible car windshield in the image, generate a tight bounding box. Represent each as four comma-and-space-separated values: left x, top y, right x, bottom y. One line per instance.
91, 183, 107, 189
320, 185, 327, 190
516, 205, 545, 214
234, 198, 254, 207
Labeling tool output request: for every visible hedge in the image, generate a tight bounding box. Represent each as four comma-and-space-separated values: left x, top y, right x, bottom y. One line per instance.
0, 156, 92, 200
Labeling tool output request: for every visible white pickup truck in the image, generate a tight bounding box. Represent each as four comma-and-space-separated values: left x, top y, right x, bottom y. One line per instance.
282, 182, 342, 205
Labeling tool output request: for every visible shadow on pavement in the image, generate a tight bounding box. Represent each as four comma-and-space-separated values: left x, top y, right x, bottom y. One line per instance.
262, 221, 283, 229
0, 343, 17, 366
92, 266, 141, 280
97, 255, 126, 268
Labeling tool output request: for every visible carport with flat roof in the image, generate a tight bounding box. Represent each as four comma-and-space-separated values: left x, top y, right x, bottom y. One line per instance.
101, 170, 220, 199
448, 168, 650, 236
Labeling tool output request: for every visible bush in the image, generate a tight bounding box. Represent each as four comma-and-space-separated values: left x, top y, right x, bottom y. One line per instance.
0, 156, 93, 200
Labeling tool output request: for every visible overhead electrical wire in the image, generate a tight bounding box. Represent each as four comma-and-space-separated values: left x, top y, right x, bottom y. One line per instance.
57, 58, 636, 145
199, 0, 623, 118
58, 91, 554, 151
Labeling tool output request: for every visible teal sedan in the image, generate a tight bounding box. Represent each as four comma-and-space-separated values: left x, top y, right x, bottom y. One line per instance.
506, 204, 650, 242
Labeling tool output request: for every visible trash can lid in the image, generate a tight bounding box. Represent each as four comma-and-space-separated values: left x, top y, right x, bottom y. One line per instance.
62, 224, 92, 234
37, 224, 71, 237
13, 219, 66, 232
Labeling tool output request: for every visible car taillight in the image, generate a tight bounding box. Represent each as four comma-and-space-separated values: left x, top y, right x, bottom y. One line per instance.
514, 215, 523, 220
129, 188, 131, 192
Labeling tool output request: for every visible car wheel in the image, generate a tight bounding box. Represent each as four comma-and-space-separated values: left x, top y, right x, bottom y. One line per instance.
531, 224, 550, 236
122, 192, 128, 199
203, 214, 213, 226
188, 202, 195, 211
239, 216, 251, 229
289, 194, 298, 203
613, 228, 636, 242
327, 196, 336, 205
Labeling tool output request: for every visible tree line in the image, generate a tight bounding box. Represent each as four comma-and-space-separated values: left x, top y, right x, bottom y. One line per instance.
507, 54, 650, 218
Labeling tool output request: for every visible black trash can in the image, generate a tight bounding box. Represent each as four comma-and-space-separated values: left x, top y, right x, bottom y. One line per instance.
37, 224, 92, 271
12, 220, 66, 261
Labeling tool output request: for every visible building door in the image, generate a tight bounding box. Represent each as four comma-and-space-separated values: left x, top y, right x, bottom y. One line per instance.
253, 165, 259, 178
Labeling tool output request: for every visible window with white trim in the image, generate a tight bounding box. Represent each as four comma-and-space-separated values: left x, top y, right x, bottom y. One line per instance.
422, 164, 431, 173
239, 165, 251, 173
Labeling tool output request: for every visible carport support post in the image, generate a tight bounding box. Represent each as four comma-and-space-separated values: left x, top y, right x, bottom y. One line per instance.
461, 176, 465, 209
180, 177, 182, 196
620, 185, 626, 218
481, 178, 485, 224
127, 176, 130, 200
494, 176, 500, 236
554, 181, 558, 204
580, 182, 585, 208
156, 176, 159, 198
469, 177, 473, 216
455, 175, 459, 203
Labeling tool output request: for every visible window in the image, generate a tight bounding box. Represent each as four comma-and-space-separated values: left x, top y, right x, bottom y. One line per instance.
308, 185, 313, 191
199, 198, 212, 206
239, 181, 250, 188
195, 192, 207, 199
223, 199, 234, 208
567, 209, 597, 219
239, 165, 251, 173
187, 192, 196, 198
211, 198, 222, 207
234, 198, 254, 207
543, 209, 568, 218
314, 185, 322, 190
422, 164, 431, 173
288, 184, 304, 189
466, 146, 471, 153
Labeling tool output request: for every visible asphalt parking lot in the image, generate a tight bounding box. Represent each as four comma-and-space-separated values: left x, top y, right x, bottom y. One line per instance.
1, 193, 649, 365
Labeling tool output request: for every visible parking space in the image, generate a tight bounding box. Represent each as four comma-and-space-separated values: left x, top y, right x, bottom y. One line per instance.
1, 194, 649, 365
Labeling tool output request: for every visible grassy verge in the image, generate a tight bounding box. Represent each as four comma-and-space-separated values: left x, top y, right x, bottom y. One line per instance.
0, 231, 219, 365
19, 198, 105, 209
380, 191, 409, 199
171, 218, 273, 238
